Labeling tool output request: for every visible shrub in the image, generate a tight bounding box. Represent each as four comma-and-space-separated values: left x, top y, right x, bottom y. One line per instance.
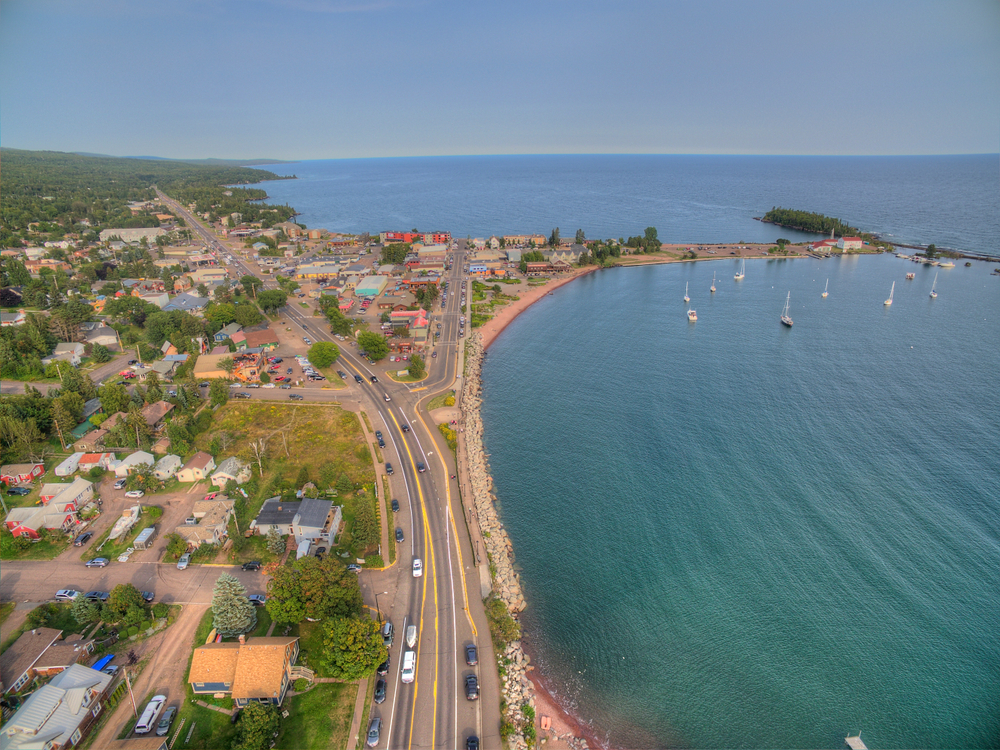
88, 467, 106, 480
364, 554, 384, 568
444, 394, 455, 407
152, 603, 168, 619
140, 620, 152, 632
127, 626, 139, 637
13, 535, 31, 552
294, 678, 310, 691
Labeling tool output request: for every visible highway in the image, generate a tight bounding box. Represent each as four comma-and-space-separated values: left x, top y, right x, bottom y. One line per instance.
152, 193, 499, 748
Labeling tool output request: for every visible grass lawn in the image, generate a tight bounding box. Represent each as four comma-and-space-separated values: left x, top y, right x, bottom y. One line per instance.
384, 369, 427, 384
171, 702, 238, 749
0, 601, 15, 628
427, 391, 455, 411
85, 505, 163, 561
0, 528, 72, 560
247, 606, 272, 638
276, 683, 355, 750
295, 621, 330, 677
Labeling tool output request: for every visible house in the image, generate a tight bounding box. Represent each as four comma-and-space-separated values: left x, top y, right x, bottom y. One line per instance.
0, 309, 27, 327
174, 496, 235, 548
811, 239, 839, 253
152, 454, 183, 481
77, 453, 116, 473
162, 293, 208, 313
140, 401, 174, 430
81, 398, 103, 421
150, 360, 177, 379
84, 325, 118, 348
188, 636, 300, 707
5, 500, 80, 539
837, 236, 864, 251
38, 478, 94, 507
160, 341, 178, 357
239, 329, 279, 351
74, 430, 108, 453
114, 451, 155, 478
0, 627, 62, 694
1, 462, 45, 484
176, 452, 216, 483
44, 343, 86, 367
54, 453, 85, 477
0, 663, 113, 749
250, 497, 340, 545
211, 457, 251, 488
214, 323, 242, 342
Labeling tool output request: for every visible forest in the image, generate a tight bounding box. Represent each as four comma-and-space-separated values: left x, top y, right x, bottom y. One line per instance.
761, 207, 859, 236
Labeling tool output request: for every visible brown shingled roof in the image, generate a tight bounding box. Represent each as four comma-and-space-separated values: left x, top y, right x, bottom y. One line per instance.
0, 627, 63, 689
188, 642, 240, 685
231, 638, 297, 700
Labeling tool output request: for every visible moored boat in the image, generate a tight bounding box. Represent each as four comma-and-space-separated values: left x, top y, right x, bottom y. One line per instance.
687, 308, 697, 322
780, 292, 793, 327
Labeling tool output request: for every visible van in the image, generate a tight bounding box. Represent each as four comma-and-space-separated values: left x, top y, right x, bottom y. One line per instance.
405, 625, 417, 649
134, 694, 166, 734
401, 650, 416, 683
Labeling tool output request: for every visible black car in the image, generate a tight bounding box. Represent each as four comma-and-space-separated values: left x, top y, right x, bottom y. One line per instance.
375, 430, 383, 440
354, 374, 364, 383
287, 367, 293, 374
199, 382, 210, 388
127, 359, 138, 365
7, 487, 31, 496
85, 591, 110, 603
377, 656, 390, 675
242, 561, 262, 571
369, 375, 378, 383
337, 370, 347, 379
464, 674, 479, 700
314, 546, 326, 558
416, 462, 426, 473
395, 527, 404, 543
465, 644, 478, 666
385, 463, 393, 475
466, 737, 480, 750
391, 499, 399, 512
401, 424, 410, 432
377, 437, 385, 448
271, 358, 283, 364
289, 394, 304, 400
373, 678, 386, 704
234, 392, 251, 399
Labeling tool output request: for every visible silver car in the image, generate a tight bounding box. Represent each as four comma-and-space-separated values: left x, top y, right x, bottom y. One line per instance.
177, 553, 191, 570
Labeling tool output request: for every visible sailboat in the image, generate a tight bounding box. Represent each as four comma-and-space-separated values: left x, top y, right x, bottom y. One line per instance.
884, 281, 895, 306
929, 272, 938, 298
822, 279, 829, 298
710, 272, 716, 293
734, 260, 745, 281
780, 292, 793, 327
684, 282, 690, 303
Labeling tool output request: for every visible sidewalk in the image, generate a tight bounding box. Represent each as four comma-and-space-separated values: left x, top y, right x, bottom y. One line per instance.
344, 678, 368, 750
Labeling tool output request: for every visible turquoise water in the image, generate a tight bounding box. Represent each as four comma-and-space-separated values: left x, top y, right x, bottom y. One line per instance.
481, 255, 1000, 749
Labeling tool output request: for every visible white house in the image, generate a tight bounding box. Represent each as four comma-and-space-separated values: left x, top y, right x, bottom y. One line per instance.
152, 454, 183, 481
211, 457, 251, 488
114, 451, 155, 478
176, 452, 216, 483
837, 236, 864, 251
43, 343, 86, 367
54, 453, 85, 477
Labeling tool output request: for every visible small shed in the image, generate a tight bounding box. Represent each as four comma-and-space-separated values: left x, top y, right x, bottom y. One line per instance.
133, 526, 157, 550
55, 452, 84, 477
295, 539, 312, 559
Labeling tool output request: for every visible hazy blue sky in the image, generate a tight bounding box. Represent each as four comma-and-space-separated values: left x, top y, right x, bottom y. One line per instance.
2, 0, 998, 159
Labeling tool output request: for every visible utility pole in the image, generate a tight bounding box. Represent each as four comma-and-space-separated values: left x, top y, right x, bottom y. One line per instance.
53, 418, 67, 452
125, 668, 138, 717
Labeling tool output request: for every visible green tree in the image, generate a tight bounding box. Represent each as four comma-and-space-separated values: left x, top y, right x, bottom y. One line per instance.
107, 583, 145, 621
265, 557, 363, 624
320, 617, 388, 679
231, 703, 281, 750
257, 289, 287, 312
165, 533, 188, 560
240, 275, 263, 296
212, 573, 257, 637
408, 354, 425, 379
219, 357, 235, 375
99, 383, 131, 416
575, 229, 586, 244
925, 243, 938, 259
549, 228, 560, 247
266, 525, 286, 555
144, 372, 164, 403
307, 341, 340, 368
210, 379, 230, 407
356, 331, 389, 361
71, 596, 101, 625
234, 302, 263, 327
90, 343, 112, 363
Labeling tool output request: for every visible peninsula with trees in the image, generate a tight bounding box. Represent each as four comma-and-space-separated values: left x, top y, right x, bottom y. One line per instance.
759, 207, 859, 237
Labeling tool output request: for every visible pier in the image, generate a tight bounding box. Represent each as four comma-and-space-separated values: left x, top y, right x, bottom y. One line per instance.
845, 733, 868, 750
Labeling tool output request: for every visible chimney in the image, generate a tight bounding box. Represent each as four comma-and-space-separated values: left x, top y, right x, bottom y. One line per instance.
238, 634, 245, 645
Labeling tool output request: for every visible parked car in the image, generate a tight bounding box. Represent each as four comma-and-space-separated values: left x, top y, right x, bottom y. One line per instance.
381, 620, 394, 646
465, 644, 478, 666
135, 695, 166, 734
279, 384, 292, 389
373, 678, 387, 704
375, 430, 383, 440
101, 665, 120, 677
464, 674, 479, 700
246, 383, 260, 389
55, 589, 80, 601
377, 437, 385, 448
366, 717, 382, 748
156, 706, 177, 737
177, 553, 191, 570
248, 595, 267, 607
391, 499, 399, 512
124, 490, 145, 499
385, 462, 393, 475
242, 561, 261, 571
314, 546, 326, 559
73, 532, 93, 546
346, 563, 362, 573
6, 487, 30, 496
233, 392, 251, 399
287, 368, 293, 374
412, 558, 422, 577
376, 655, 390, 675
85, 558, 109, 568
199, 382, 210, 388
113, 478, 127, 490
289, 394, 304, 400
85, 591, 109, 603
141, 591, 155, 603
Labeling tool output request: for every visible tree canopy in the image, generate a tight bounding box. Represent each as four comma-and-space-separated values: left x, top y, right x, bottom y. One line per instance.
212, 573, 257, 637
265, 557, 363, 624
320, 617, 387, 680
231, 703, 281, 750
308, 341, 340, 368
357, 331, 389, 361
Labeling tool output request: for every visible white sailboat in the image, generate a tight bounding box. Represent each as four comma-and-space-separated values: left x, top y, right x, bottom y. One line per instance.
929, 272, 938, 298
822, 279, 829, 298
684, 282, 690, 303
734, 259, 745, 281
884, 281, 895, 306
710, 272, 716, 293
780, 292, 793, 327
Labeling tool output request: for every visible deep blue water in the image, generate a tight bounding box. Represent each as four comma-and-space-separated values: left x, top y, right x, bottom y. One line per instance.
255, 154, 999, 253
481, 256, 1000, 749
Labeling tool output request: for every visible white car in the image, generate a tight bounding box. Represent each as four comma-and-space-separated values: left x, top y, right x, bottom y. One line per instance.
55, 589, 80, 601
412, 558, 423, 577
124, 490, 145, 499
261, 383, 276, 388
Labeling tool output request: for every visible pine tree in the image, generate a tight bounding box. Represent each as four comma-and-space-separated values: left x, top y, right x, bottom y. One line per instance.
266, 525, 285, 555
212, 573, 257, 637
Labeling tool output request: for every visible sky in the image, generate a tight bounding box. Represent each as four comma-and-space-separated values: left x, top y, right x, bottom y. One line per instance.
1, 0, 998, 159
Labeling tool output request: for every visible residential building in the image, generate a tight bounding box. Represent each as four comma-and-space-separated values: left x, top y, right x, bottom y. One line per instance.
0, 310, 27, 327
162, 293, 208, 313
38, 478, 93, 507
176, 452, 216, 483
77, 453, 116, 473
114, 451, 155, 478
54, 453, 85, 477
188, 636, 300, 707
74, 430, 108, 453
0, 627, 62, 694
0, 663, 113, 749
152, 454, 183, 480
239, 329, 279, 351
174, 496, 235, 548
250, 497, 341, 545
214, 323, 242, 342
211, 457, 251, 488
141, 401, 175, 431
5, 500, 80, 539
0, 463, 44, 484
44, 343, 85, 367
84, 326, 118, 348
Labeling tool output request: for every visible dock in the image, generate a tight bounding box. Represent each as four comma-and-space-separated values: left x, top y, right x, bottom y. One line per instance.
845, 734, 868, 750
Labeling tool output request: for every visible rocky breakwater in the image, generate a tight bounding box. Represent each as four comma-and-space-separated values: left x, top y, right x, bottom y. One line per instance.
462, 332, 534, 749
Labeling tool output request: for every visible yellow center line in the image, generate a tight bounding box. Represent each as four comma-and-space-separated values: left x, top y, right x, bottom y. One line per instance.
387, 408, 438, 750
